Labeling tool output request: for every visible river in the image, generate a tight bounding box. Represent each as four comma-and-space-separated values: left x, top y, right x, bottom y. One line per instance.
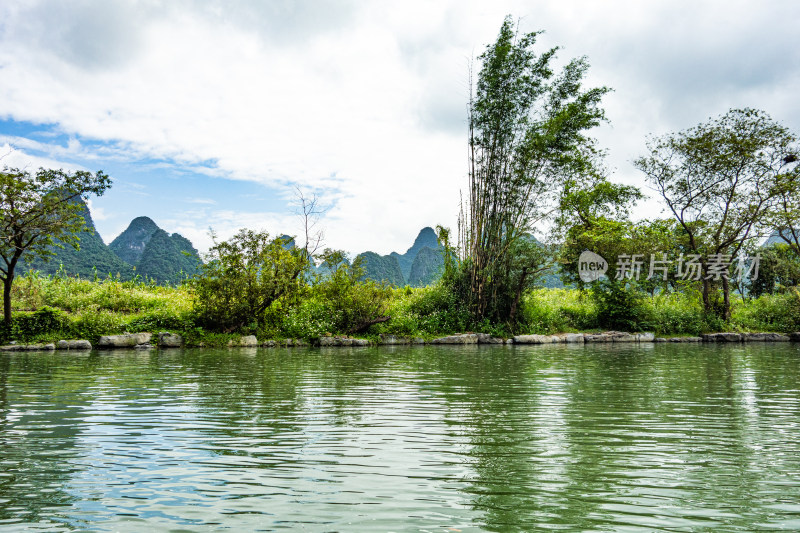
1, 343, 799, 531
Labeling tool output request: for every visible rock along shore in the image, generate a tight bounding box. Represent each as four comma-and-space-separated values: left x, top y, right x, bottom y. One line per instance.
2, 330, 800, 352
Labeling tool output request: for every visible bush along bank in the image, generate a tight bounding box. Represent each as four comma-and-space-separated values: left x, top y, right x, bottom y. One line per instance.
4, 270, 800, 350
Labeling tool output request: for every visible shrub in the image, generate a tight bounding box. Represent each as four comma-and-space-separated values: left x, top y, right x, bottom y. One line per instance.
276, 297, 336, 340
311, 250, 393, 334
11, 306, 66, 341
642, 292, 712, 335
126, 309, 194, 332
521, 288, 598, 333
192, 230, 307, 333
66, 309, 128, 341
732, 289, 800, 332
591, 280, 652, 332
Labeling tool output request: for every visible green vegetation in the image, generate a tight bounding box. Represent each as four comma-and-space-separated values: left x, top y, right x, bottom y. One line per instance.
277, 250, 393, 338
635, 108, 800, 319
1, 167, 112, 326
3, 18, 800, 347
192, 229, 308, 333
5, 267, 800, 346
5, 270, 193, 343
456, 15, 609, 327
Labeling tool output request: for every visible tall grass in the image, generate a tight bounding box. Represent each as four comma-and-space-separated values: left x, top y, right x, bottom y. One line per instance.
5, 270, 800, 344
6, 271, 194, 342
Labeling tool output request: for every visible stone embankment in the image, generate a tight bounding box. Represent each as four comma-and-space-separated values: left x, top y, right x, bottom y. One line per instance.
513, 332, 655, 344
699, 332, 791, 342
3, 330, 800, 352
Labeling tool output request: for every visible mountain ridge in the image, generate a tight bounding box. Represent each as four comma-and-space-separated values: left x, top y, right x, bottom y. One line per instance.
358, 227, 443, 287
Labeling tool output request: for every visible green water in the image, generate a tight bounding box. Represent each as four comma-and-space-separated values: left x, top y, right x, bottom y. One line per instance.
1, 344, 799, 532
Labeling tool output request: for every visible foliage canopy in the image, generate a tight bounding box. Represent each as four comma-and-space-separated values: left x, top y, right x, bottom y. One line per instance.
192, 229, 308, 333
634, 108, 800, 318
0, 167, 111, 325
458, 15, 610, 326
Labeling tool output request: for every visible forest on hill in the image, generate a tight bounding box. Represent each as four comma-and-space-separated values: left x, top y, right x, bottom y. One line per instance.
21, 199, 202, 285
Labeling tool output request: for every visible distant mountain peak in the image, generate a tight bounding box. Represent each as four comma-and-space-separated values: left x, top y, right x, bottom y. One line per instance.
406, 227, 439, 255
356, 227, 444, 287
128, 216, 159, 231
109, 217, 161, 266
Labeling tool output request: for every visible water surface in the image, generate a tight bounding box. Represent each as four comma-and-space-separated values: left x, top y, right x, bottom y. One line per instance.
1, 343, 799, 531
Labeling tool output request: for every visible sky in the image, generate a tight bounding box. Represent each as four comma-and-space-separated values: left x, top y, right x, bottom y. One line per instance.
1, 0, 799, 256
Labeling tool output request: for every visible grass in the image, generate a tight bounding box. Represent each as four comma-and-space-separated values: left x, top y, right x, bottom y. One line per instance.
4, 270, 800, 345
6, 271, 194, 343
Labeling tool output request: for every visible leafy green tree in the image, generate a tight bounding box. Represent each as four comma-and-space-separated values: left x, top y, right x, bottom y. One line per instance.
628, 218, 685, 295
506, 236, 553, 324
192, 229, 308, 333
769, 153, 800, 257
459, 15, 610, 326
553, 173, 643, 286
748, 243, 800, 297
634, 108, 799, 319
0, 167, 111, 326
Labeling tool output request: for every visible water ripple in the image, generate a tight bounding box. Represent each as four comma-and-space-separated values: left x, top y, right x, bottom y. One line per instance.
0, 344, 799, 531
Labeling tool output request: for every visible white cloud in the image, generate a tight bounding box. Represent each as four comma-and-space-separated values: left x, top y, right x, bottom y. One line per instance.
85, 198, 108, 221
1, 0, 798, 255
0, 143, 85, 173
186, 197, 217, 205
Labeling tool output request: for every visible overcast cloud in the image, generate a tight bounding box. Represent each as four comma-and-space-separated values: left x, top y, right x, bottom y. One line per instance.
1, 0, 798, 254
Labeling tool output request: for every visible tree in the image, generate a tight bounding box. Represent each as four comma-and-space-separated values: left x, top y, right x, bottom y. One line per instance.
634, 108, 799, 319
458, 15, 610, 326
769, 153, 800, 257
0, 167, 111, 326
748, 243, 800, 297
553, 172, 643, 286
192, 229, 309, 333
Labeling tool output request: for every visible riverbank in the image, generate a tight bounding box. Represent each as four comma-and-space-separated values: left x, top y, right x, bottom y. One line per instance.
4, 273, 800, 347
4, 330, 800, 352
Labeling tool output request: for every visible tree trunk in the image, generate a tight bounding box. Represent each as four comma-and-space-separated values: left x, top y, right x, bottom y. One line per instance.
2, 274, 12, 326
722, 276, 731, 321
702, 278, 712, 314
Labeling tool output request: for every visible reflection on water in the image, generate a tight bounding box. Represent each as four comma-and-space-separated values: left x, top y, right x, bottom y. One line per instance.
1, 344, 799, 531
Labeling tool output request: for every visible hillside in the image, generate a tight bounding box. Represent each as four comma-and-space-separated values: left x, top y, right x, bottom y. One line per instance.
389, 226, 440, 281
20, 198, 134, 279
134, 228, 201, 284
408, 246, 444, 287
355, 227, 443, 287
109, 216, 160, 265
357, 251, 405, 286
110, 217, 202, 284
18, 200, 203, 284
